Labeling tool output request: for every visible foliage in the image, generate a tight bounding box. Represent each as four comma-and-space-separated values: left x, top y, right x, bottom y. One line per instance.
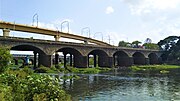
67, 67, 112, 74
34, 65, 58, 73
131, 65, 180, 72
118, 41, 131, 47
132, 40, 142, 48
0, 47, 12, 73
158, 36, 179, 51
157, 36, 180, 62
0, 70, 71, 101
143, 43, 159, 50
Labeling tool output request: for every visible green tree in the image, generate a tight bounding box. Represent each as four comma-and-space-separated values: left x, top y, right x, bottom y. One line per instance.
143, 43, 159, 50
132, 40, 142, 48
157, 36, 180, 62
0, 47, 12, 73
158, 36, 179, 51
118, 41, 131, 47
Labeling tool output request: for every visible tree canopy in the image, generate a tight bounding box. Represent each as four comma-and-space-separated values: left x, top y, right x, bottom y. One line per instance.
157, 36, 180, 62
118, 41, 131, 47
143, 43, 159, 50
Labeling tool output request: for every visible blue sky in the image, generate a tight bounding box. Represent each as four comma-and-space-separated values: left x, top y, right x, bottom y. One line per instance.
1, 0, 180, 46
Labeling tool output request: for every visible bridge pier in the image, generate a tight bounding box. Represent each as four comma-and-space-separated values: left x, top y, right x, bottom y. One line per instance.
98, 56, 113, 68
116, 57, 134, 67
63, 53, 67, 68
39, 54, 52, 67
70, 54, 73, 66
3, 29, 10, 37
94, 55, 97, 67
145, 58, 150, 65
33, 52, 37, 68
55, 52, 59, 67
74, 56, 88, 68
54, 35, 61, 41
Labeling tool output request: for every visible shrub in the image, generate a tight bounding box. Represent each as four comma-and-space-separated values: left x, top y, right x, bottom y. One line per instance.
0, 73, 71, 101
0, 47, 12, 73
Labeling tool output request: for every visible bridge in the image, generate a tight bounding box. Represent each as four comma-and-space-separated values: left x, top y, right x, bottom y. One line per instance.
0, 21, 163, 68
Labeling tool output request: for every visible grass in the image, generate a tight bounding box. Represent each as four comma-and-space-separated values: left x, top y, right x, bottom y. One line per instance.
67, 67, 112, 74
130, 64, 180, 74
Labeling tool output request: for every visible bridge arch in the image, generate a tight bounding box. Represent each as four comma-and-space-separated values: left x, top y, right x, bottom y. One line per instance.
148, 53, 159, 64
113, 51, 131, 67
56, 47, 86, 68
11, 44, 47, 68
11, 44, 46, 54
133, 52, 146, 65
88, 49, 109, 67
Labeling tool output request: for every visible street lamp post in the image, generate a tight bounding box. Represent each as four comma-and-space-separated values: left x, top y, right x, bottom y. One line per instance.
32, 13, 38, 27
94, 32, 103, 41
81, 27, 90, 38
61, 21, 69, 33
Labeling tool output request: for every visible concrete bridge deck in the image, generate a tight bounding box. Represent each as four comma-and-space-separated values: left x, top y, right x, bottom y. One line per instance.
0, 21, 110, 46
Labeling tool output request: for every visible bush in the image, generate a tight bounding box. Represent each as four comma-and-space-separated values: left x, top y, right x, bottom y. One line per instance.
0, 73, 71, 101
34, 66, 57, 73
0, 47, 12, 73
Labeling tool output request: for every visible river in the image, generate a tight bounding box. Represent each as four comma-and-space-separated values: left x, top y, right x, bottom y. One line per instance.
54, 69, 180, 101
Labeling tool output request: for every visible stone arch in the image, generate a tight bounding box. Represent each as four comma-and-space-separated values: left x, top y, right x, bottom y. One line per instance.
11, 44, 47, 67
148, 53, 159, 64
57, 47, 85, 68
133, 52, 146, 65
11, 44, 46, 55
113, 50, 131, 67
88, 49, 109, 67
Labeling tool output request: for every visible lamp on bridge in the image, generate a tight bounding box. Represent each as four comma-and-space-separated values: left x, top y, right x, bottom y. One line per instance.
32, 13, 38, 27
61, 21, 69, 33
94, 32, 103, 41
81, 27, 90, 38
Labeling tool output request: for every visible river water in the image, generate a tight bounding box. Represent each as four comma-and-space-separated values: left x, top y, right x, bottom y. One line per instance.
55, 69, 180, 101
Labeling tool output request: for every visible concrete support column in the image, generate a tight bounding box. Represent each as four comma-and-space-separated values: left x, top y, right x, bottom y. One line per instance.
33, 52, 37, 69
63, 53, 67, 67
108, 57, 114, 68
129, 57, 134, 66
55, 52, 59, 67
88, 55, 90, 67
94, 55, 97, 67
98, 56, 113, 68
84, 40, 88, 44
145, 58, 150, 65
70, 54, 73, 66
39, 54, 52, 67
74, 55, 88, 68
3, 29, 10, 37
54, 35, 60, 41
117, 57, 133, 67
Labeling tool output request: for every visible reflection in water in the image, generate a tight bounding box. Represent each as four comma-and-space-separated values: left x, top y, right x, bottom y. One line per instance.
55, 71, 180, 101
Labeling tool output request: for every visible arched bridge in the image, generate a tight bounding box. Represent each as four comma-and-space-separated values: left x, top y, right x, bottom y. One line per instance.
0, 36, 162, 68
0, 21, 163, 68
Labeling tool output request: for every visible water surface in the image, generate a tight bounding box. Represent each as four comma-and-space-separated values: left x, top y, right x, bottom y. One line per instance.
57, 69, 180, 101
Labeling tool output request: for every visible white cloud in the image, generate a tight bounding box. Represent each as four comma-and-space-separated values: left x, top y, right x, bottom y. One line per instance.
123, 0, 180, 15
105, 6, 114, 14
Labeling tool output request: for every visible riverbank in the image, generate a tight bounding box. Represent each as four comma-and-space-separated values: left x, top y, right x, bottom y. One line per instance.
130, 64, 180, 74
34, 65, 112, 74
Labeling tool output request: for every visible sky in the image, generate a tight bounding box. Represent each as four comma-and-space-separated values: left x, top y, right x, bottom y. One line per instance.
1, 0, 180, 46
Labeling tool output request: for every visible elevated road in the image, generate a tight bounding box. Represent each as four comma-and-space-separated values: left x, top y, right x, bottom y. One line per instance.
0, 21, 111, 46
